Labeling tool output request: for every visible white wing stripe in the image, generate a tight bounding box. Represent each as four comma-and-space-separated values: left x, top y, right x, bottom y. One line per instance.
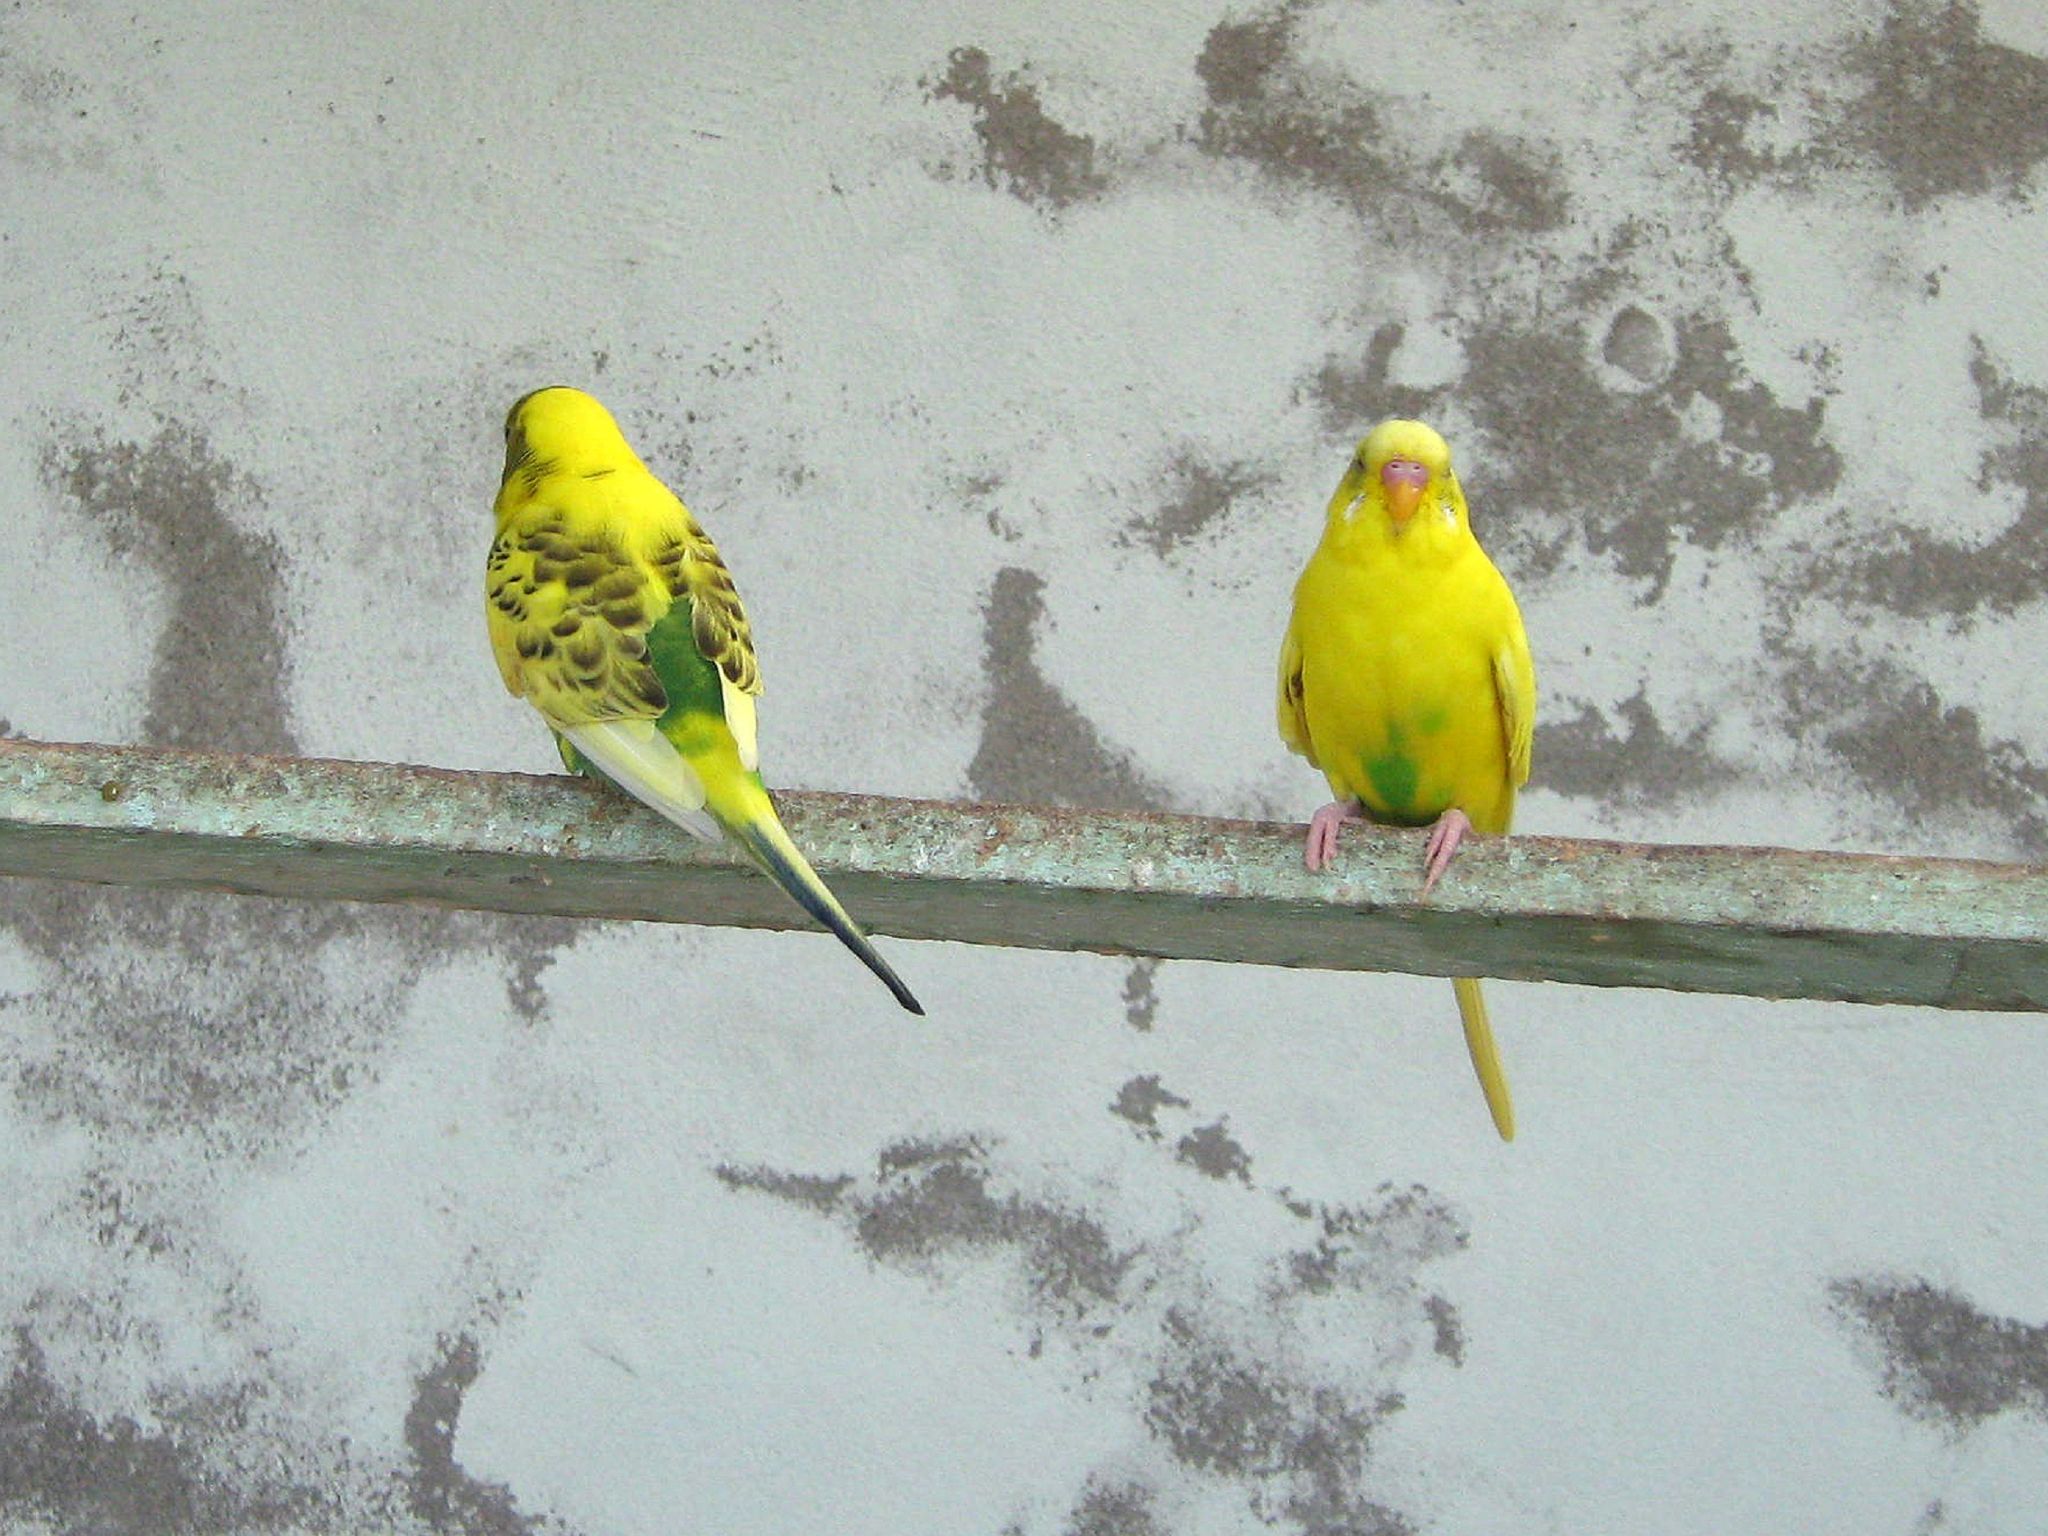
561, 721, 720, 842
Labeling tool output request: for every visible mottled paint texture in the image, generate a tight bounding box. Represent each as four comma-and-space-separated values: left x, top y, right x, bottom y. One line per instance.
928, 46, 1108, 211
403, 1334, 545, 1536
1122, 450, 1273, 557
3, 0, 2047, 1527
1063, 1478, 1165, 1536
1, 419, 581, 1527
721, 1138, 1467, 1534
43, 424, 296, 754
1831, 339, 2048, 621
1842, 0, 2048, 208
1830, 1276, 2048, 1430
971, 567, 1173, 811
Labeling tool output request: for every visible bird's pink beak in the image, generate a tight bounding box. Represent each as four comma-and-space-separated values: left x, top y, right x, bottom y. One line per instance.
1381, 458, 1429, 527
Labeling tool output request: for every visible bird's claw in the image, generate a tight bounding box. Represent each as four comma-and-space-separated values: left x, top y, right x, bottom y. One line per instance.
1304, 800, 1362, 872
1419, 808, 1472, 898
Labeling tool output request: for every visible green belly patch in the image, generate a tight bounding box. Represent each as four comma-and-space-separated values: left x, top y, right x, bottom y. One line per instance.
1363, 746, 1422, 819
1353, 718, 1450, 826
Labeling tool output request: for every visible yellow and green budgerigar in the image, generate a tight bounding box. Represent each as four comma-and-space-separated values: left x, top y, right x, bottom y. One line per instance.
486, 386, 922, 1014
1277, 419, 1535, 1139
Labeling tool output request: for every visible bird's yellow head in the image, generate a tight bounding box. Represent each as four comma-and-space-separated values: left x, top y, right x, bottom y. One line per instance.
500, 386, 640, 486
1327, 417, 1474, 548
1333, 418, 1464, 538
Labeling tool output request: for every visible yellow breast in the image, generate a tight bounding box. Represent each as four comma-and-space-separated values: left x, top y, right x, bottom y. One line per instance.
1292, 538, 1519, 833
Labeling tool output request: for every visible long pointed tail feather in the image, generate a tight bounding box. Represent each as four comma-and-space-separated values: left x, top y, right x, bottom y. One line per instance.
1452, 977, 1514, 1141
564, 720, 921, 1014
730, 813, 924, 1016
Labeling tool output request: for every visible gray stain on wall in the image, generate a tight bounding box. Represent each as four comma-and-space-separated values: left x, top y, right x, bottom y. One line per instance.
7, 883, 395, 1146
1113, 1079, 1254, 1191
721, 1136, 1135, 1313
1193, 2, 1400, 217
1450, 313, 1842, 598
1840, 0, 2048, 209
720, 1135, 1468, 1534
1192, 1, 1566, 235
970, 567, 1174, 811
1064, 1477, 1166, 1536
1539, 688, 1741, 808
1280, 1190, 1471, 1301
1681, 78, 1791, 187
1175, 1121, 1254, 1185
1146, 1307, 1412, 1535
0, 1292, 488, 1535
1422, 1294, 1466, 1366
1828, 338, 2048, 621
1661, 0, 2048, 207
1111, 1074, 1190, 1138
1121, 959, 1161, 1031
0, 421, 586, 1525
1311, 321, 1443, 434
1829, 1275, 2048, 1430
928, 46, 1108, 211
1122, 450, 1274, 557
0, 1327, 302, 1534
1437, 129, 1571, 235
1781, 649, 2048, 855
0, 1316, 574, 1534
45, 423, 296, 755
404, 1334, 548, 1535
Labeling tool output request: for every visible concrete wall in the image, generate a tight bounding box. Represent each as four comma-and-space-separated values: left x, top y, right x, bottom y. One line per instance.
2, 1, 2046, 1531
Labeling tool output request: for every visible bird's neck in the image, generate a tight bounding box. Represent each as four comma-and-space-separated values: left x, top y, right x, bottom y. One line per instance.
493, 435, 649, 523
540, 435, 643, 478
1319, 503, 1475, 571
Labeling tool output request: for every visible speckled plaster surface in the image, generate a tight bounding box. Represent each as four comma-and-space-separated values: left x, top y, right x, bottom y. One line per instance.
1, 1, 2046, 1531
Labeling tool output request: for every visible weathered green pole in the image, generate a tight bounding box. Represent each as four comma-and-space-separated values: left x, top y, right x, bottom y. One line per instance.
0, 737, 2042, 1010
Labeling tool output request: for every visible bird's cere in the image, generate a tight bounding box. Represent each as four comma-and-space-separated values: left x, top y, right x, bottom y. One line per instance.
1381, 457, 1429, 526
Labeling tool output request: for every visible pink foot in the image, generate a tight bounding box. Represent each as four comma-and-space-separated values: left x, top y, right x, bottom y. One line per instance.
1420, 809, 1473, 898
1304, 800, 1362, 872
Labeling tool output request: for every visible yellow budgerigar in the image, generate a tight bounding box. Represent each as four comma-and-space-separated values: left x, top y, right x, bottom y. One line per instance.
486, 386, 922, 1013
1277, 419, 1534, 1139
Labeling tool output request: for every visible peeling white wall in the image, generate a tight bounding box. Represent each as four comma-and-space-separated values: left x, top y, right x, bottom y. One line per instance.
2, 2, 2046, 1533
